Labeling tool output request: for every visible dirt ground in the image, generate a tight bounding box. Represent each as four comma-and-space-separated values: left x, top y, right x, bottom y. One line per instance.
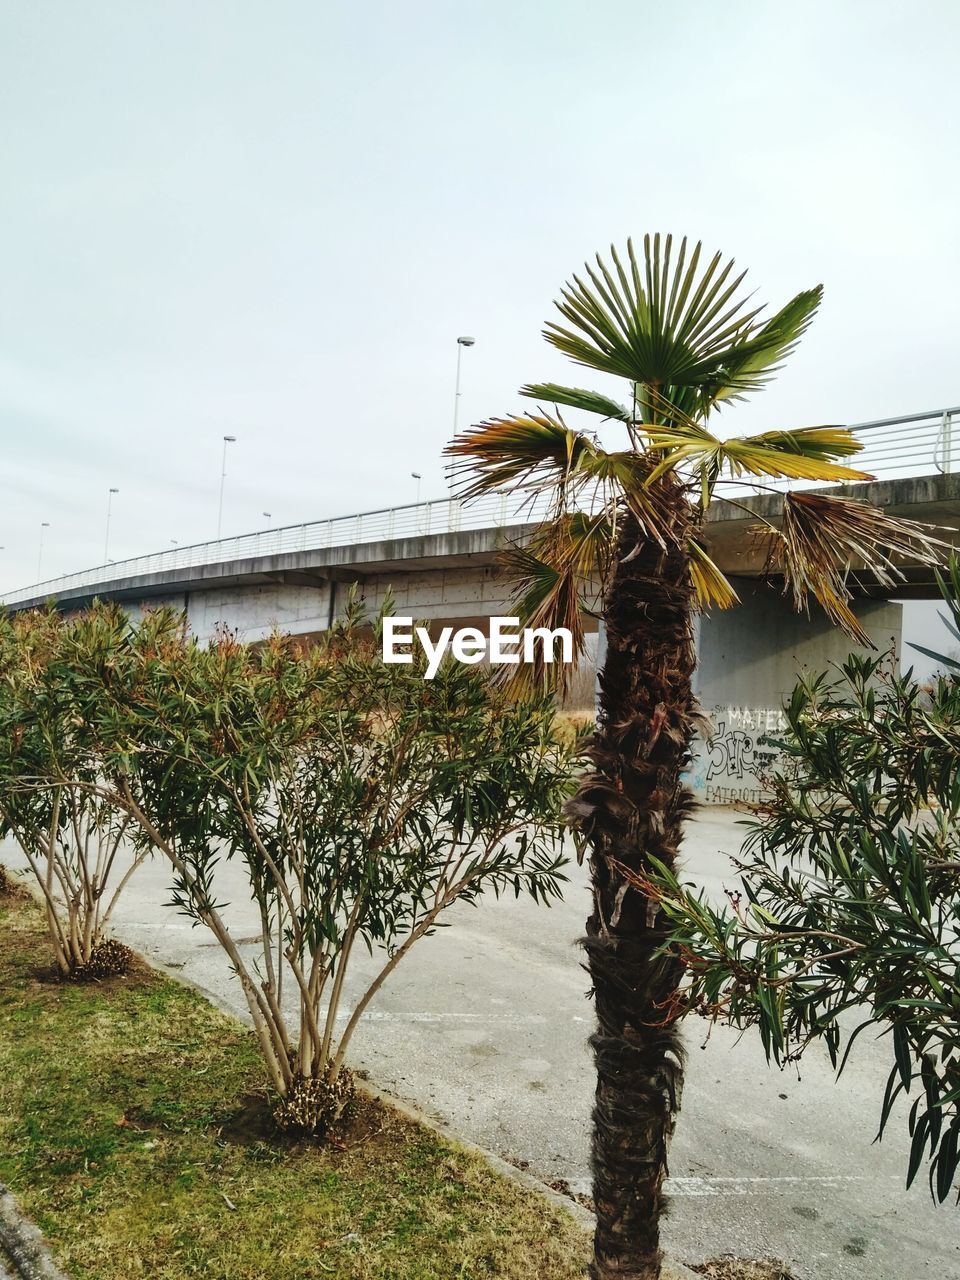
694, 1261, 795, 1280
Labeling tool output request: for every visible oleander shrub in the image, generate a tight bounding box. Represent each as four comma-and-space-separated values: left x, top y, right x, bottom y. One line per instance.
648, 563, 960, 1202
65, 597, 577, 1132
0, 606, 146, 978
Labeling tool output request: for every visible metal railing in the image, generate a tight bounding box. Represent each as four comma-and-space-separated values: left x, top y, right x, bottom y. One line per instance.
4, 404, 957, 608
1, 492, 545, 608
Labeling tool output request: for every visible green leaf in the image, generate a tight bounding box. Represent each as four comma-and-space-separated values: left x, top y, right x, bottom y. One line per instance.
520, 383, 632, 422
542, 233, 822, 419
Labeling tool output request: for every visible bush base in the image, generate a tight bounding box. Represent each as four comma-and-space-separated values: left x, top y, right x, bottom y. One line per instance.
69, 938, 135, 982
273, 1068, 355, 1136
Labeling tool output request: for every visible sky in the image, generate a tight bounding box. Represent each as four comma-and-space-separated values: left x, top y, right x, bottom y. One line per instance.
1, 1, 958, 664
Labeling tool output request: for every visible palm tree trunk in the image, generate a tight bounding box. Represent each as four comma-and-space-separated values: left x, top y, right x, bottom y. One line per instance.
571, 490, 698, 1280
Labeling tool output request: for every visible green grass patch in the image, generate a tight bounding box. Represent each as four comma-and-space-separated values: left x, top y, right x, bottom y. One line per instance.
0, 888, 589, 1279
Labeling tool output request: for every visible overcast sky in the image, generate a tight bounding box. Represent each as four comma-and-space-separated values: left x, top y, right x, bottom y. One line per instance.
1, 1, 958, 662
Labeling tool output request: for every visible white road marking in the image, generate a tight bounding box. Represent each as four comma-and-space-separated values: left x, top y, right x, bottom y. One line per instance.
666, 1174, 869, 1197
335, 1009, 549, 1024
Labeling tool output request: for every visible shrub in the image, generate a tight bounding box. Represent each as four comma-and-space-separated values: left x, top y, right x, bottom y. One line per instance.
0, 607, 145, 978
647, 601, 960, 1201
73, 599, 577, 1132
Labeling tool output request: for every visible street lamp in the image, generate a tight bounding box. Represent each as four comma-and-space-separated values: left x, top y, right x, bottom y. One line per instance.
453, 335, 475, 434
217, 435, 237, 538
37, 522, 50, 581
104, 487, 119, 562
411, 472, 422, 503
262, 511, 272, 521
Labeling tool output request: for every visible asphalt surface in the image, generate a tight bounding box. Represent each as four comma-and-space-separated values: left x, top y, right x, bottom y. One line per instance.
3, 810, 958, 1279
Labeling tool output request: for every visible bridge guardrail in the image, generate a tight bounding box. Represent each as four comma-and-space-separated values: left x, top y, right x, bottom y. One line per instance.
4, 404, 958, 608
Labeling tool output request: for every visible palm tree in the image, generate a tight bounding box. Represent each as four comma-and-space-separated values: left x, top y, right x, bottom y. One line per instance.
445, 234, 944, 1280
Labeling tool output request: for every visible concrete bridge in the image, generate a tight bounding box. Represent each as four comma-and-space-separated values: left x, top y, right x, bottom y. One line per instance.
4, 406, 959, 803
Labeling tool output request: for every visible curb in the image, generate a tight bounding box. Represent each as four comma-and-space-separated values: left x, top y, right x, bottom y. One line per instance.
0, 1187, 70, 1280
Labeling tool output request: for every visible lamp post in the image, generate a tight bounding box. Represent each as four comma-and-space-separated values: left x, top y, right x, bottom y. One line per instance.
453, 335, 475, 434
37, 522, 50, 580
411, 472, 422, 504
104, 487, 119, 562
217, 435, 237, 538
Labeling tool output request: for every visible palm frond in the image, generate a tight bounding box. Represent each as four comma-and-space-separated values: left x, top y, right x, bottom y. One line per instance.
713, 429, 872, 483
734, 425, 864, 460
444, 414, 598, 498
689, 540, 740, 610
700, 288, 823, 407
542, 233, 821, 418
500, 512, 614, 694
520, 383, 632, 422
641, 421, 872, 492
576, 449, 686, 548
765, 492, 948, 644
446, 412, 690, 550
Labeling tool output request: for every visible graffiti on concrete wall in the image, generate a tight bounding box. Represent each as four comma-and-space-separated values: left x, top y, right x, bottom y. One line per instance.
686, 704, 788, 806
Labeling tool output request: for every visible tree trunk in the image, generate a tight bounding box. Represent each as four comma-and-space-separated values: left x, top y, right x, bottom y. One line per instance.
570, 491, 698, 1280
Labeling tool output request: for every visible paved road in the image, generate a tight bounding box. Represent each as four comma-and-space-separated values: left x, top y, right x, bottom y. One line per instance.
4, 811, 958, 1278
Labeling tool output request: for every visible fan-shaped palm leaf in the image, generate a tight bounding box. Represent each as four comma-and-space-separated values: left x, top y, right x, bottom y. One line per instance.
445, 414, 598, 498
446, 415, 687, 548
696, 287, 824, 406
500, 512, 613, 693
689, 540, 740, 610
543, 233, 822, 420
642, 420, 873, 497
764, 491, 948, 643
520, 382, 632, 423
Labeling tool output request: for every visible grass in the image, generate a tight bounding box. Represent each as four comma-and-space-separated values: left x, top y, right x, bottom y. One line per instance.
0, 881, 590, 1279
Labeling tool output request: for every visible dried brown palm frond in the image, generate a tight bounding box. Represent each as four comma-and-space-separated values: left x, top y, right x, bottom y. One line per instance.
689, 540, 740, 610
444, 413, 599, 499
445, 412, 694, 551
764, 491, 949, 643
499, 511, 613, 693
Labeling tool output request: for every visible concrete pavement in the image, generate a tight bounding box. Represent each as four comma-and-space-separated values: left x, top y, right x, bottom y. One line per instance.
3, 809, 958, 1279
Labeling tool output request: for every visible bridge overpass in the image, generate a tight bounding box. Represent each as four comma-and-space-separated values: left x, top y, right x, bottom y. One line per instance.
4, 406, 959, 803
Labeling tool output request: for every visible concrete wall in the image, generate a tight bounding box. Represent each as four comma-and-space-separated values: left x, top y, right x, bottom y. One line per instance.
688, 580, 902, 805
119, 584, 332, 641
141, 566, 519, 645
358, 566, 514, 625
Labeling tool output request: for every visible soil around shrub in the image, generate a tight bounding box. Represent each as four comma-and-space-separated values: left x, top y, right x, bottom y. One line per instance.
693, 1259, 796, 1279
67, 938, 136, 982
0, 864, 23, 898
